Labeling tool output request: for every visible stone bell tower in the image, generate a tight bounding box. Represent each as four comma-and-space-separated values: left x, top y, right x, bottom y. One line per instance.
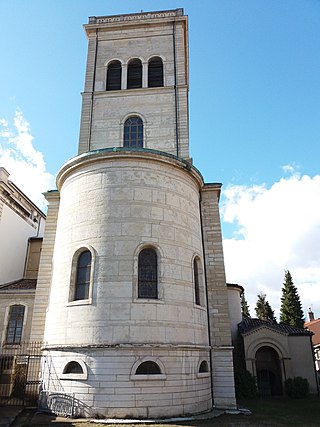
31, 8, 236, 418
78, 8, 190, 159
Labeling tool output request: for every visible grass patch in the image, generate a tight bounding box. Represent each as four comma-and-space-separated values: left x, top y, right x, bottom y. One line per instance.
236, 396, 320, 426
17, 396, 320, 427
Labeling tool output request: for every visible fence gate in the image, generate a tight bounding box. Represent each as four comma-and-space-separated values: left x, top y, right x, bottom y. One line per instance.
0, 341, 42, 406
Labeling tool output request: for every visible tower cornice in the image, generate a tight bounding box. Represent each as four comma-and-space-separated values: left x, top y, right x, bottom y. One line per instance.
56, 147, 204, 191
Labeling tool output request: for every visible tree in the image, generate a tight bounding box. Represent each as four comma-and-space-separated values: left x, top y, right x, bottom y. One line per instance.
255, 292, 276, 321
241, 292, 251, 318
280, 270, 304, 328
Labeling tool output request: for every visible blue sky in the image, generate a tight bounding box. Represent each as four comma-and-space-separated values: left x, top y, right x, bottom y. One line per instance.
1, 0, 319, 318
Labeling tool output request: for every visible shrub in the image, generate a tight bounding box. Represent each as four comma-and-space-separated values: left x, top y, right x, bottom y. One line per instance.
234, 368, 258, 399
285, 377, 309, 398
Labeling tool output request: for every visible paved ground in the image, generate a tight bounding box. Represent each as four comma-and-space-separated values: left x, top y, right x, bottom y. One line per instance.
1, 407, 237, 427
0, 407, 23, 427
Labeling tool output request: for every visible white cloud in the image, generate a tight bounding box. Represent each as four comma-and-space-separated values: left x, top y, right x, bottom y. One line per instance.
0, 110, 55, 211
282, 163, 299, 175
221, 173, 320, 320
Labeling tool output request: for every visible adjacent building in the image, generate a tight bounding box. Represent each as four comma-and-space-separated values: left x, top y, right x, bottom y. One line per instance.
0, 167, 45, 346
305, 309, 320, 384
228, 285, 318, 396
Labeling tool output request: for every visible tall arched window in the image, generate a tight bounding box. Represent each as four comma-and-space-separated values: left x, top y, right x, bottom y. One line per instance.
6, 305, 25, 344
106, 60, 121, 91
74, 250, 92, 300
148, 57, 163, 87
127, 59, 142, 89
138, 248, 158, 299
194, 258, 200, 305
124, 116, 143, 148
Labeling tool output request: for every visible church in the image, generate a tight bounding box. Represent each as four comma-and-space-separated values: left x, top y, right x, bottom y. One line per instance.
30, 8, 237, 417
1, 8, 317, 419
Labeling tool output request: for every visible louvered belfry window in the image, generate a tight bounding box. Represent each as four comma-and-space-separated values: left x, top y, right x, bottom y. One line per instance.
106, 60, 122, 91
138, 248, 158, 299
127, 59, 142, 89
124, 116, 143, 148
148, 57, 163, 87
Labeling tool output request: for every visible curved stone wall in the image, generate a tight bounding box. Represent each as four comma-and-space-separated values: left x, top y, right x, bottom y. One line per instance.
42, 150, 212, 416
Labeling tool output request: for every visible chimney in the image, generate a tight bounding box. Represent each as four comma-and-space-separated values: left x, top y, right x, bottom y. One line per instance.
308, 308, 315, 322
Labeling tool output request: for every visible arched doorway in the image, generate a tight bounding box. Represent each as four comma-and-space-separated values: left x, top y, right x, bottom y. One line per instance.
256, 346, 283, 397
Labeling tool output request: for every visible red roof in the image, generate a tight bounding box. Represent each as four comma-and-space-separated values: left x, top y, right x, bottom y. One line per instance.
305, 318, 320, 346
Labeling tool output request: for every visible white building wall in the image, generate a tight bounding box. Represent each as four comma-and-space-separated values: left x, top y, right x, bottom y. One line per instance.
0, 204, 38, 285
227, 285, 243, 344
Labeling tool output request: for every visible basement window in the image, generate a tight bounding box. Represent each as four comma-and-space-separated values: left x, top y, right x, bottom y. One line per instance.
197, 360, 210, 378
136, 361, 161, 375
131, 359, 166, 381
60, 359, 87, 380
63, 361, 83, 374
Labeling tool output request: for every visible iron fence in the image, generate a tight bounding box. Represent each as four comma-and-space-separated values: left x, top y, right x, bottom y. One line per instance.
0, 341, 42, 406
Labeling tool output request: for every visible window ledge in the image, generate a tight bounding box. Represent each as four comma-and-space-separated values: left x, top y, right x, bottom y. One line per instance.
197, 372, 210, 378
60, 373, 88, 380
133, 298, 164, 304
67, 298, 92, 307
131, 374, 166, 381
194, 304, 207, 311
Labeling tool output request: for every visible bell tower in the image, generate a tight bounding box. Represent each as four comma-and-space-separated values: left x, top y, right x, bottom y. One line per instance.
31, 8, 237, 418
78, 8, 190, 160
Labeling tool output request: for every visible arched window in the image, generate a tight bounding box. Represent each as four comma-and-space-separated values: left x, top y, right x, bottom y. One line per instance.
63, 361, 83, 374
135, 361, 161, 375
194, 258, 200, 305
74, 250, 92, 300
138, 248, 158, 299
124, 116, 143, 148
148, 57, 163, 87
127, 59, 142, 89
106, 60, 121, 91
60, 359, 88, 380
199, 360, 209, 373
6, 305, 25, 344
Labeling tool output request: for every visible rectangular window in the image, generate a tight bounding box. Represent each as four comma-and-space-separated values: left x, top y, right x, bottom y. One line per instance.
6, 305, 25, 344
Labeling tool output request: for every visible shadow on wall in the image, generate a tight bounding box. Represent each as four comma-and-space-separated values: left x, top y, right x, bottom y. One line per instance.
38, 391, 93, 418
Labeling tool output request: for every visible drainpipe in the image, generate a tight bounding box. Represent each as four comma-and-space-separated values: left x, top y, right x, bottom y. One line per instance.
88, 29, 99, 151
281, 358, 287, 395
173, 20, 180, 157
199, 192, 214, 408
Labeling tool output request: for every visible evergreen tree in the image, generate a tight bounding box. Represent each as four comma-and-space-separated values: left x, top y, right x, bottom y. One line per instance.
255, 292, 276, 321
279, 270, 304, 328
241, 292, 251, 318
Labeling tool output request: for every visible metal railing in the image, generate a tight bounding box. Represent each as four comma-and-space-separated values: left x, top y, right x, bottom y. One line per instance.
0, 341, 42, 406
